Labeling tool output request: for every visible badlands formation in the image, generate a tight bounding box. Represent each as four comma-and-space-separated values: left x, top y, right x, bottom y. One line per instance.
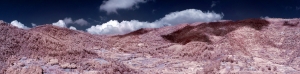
0, 18, 300, 74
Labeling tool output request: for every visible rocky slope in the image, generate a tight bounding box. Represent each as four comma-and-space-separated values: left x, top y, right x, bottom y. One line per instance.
1, 18, 300, 74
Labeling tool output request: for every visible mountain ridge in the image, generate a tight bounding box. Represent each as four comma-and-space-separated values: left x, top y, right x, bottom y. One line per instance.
1, 18, 300, 73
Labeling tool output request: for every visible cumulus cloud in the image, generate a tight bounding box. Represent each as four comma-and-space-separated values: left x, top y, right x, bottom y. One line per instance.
52, 18, 89, 30
69, 26, 77, 30
61, 17, 88, 26
100, 0, 147, 14
87, 20, 155, 35
74, 19, 89, 26
63, 18, 73, 25
52, 20, 66, 28
10, 20, 29, 29
87, 9, 223, 35
154, 9, 223, 26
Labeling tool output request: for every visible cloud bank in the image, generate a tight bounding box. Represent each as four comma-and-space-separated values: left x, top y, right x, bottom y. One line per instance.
74, 19, 89, 26
52, 18, 89, 28
10, 20, 29, 29
154, 9, 223, 26
87, 20, 155, 35
87, 9, 223, 35
62, 18, 89, 26
52, 20, 67, 28
100, 0, 147, 14
63, 18, 73, 25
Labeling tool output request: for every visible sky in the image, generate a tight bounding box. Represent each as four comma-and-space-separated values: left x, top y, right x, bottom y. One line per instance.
0, 0, 300, 35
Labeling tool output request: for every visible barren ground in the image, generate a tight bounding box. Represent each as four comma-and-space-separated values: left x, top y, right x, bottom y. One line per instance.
1, 18, 300, 74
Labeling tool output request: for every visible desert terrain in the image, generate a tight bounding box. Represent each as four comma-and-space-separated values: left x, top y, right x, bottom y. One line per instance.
1, 18, 300, 74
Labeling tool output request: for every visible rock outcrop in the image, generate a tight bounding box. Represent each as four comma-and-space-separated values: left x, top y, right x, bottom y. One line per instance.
1, 18, 300, 73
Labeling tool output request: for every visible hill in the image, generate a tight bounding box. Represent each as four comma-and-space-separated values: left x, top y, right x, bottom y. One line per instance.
1, 18, 300, 74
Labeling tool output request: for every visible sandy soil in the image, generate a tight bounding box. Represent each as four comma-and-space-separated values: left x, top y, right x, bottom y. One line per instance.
1, 18, 300, 74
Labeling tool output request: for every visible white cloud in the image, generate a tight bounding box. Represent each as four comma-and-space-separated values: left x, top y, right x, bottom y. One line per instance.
63, 18, 73, 25
60, 17, 88, 26
87, 20, 155, 35
154, 9, 223, 26
87, 9, 223, 35
74, 19, 89, 26
100, 0, 147, 14
69, 26, 77, 30
52, 20, 80, 30
31, 23, 36, 27
52, 20, 66, 28
52, 18, 89, 30
10, 20, 29, 29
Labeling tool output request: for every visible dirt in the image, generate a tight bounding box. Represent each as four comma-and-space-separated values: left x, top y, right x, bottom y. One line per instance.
1, 18, 300, 74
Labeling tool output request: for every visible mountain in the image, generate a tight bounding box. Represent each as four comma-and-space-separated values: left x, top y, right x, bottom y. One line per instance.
1, 18, 300, 74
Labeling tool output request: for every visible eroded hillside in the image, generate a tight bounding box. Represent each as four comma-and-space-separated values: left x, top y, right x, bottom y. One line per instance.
1, 18, 300, 74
